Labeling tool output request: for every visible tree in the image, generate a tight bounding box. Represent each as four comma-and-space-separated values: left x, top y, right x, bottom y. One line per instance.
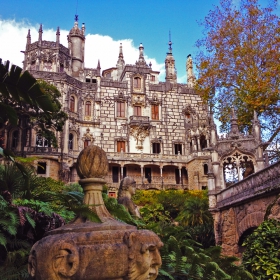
195, 0, 280, 161
0, 59, 67, 151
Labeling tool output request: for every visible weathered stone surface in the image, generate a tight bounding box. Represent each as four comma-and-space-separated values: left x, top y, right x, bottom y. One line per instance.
76, 145, 109, 179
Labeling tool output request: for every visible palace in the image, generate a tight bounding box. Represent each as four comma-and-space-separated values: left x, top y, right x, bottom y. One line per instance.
4, 19, 266, 195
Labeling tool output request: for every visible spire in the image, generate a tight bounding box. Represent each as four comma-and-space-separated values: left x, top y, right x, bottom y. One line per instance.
119, 43, 123, 59
229, 108, 240, 138
135, 43, 146, 67
165, 32, 177, 83
56, 27, 60, 47
168, 31, 172, 54
97, 60, 101, 76
82, 22, 85, 35
117, 43, 125, 66
252, 110, 261, 140
138, 43, 145, 62
26, 29, 31, 46
38, 24, 43, 44
186, 54, 196, 87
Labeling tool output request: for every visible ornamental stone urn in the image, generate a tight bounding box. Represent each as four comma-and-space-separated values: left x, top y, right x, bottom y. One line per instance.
28, 145, 163, 280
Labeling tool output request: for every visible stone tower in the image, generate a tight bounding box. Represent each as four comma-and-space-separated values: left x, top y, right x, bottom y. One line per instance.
68, 15, 85, 78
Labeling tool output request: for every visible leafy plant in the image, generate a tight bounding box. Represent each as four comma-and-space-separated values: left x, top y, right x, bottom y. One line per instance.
242, 219, 280, 279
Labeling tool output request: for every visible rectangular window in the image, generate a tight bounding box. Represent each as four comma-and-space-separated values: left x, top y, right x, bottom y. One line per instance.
85, 101, 91, 116
134, 77, 141, 89
151, 75, 155, 81
134, 106, 141, 116
152, 142, 161, 154
117, 102, 125, 117
151, 104, 159, 120
174, 144, 182, 155
117, 141, 125, 152
37, 162, 46, 175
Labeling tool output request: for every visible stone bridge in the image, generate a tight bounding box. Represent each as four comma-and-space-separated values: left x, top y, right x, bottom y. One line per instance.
209, 161, 280, 257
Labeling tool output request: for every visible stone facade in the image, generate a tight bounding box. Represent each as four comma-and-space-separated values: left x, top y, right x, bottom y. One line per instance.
2, 19, 265, 194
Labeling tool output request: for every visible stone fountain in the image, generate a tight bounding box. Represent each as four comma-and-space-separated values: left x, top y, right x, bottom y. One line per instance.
28, 145, 163, 280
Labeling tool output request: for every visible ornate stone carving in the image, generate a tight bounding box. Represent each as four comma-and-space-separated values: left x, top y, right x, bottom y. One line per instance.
132, 94, 145, 106
130, 126, 150, 149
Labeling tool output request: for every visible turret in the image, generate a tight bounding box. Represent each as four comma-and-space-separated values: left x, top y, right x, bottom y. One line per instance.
165, 33, 177, 83
68, 15, 85, 77
186, 54, 196, 87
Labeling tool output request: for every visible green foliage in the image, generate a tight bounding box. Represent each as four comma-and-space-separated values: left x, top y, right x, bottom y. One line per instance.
103, 194, 142, 226
0, 195, 19, 247
176, 195, 213, 227
139, 203, 171, 234
243, 219, 280, 279
158, 227, 253, 280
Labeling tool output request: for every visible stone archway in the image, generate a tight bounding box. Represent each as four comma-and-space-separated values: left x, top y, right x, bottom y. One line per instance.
238, 211, 264, 240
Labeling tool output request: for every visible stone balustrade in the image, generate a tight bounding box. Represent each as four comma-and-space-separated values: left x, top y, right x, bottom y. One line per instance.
216, 161, 280, 209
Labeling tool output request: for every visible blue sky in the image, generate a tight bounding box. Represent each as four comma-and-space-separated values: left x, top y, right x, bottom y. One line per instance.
0, 0, 277, 82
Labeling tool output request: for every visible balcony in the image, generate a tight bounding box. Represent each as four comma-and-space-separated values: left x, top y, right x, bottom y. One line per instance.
129, 115, 150, 127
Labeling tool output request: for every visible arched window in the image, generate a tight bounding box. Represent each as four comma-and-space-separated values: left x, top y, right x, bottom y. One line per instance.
200, 135, 207, 149
69, 133, 73, 150
36, 134, 50, 147
204, 164, 208, 175
85, 101, 91, 116
134, 77, 141, 89
12, 130, 19, 148
70, 96, 75, 112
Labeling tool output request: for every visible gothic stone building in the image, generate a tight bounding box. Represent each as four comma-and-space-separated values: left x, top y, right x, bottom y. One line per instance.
4, 20, 266, 195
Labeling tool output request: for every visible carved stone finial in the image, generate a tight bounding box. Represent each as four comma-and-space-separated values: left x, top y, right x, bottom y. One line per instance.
76, 145, 108, 179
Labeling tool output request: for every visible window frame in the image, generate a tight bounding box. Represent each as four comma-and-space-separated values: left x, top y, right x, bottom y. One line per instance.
134, 106, 141, 116
117, 141, 126, 152
174, 143, 182, 155
152, 142, 161, 154
85, 101, 91, 116
70, 96, 75, 112
151, 104, 159, 120
117, 102, 125, 118
134, 77, 141, 89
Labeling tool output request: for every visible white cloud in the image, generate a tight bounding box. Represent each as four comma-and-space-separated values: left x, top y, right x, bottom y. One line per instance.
0, 19, 165, 79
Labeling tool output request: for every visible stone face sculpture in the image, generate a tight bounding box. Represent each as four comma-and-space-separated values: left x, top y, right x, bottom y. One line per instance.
118, 176, 142, 218
28, 145, 162, 280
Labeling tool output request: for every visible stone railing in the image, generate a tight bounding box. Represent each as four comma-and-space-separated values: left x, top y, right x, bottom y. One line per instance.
107, 151, 211, 163
129, 115, 150, 126
24, 146, 61, 154
216, 161, 280, 208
